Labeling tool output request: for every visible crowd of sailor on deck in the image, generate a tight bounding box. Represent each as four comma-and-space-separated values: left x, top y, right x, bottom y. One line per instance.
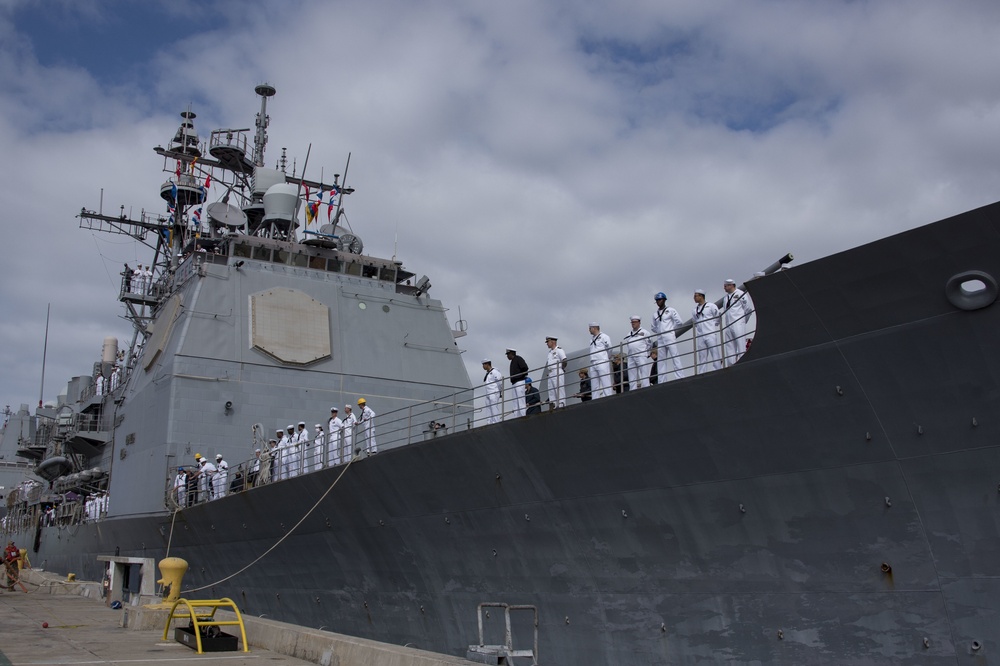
168, 398, 378, 508
481, 282, 754, 423
1, 480, 109, 533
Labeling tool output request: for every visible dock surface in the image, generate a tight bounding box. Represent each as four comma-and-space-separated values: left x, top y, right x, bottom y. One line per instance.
0, 588, 312, 666
0, 572, 477, 666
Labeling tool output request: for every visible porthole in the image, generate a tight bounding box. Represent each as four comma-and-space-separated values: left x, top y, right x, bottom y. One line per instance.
382, 305, 390, 313
358, 302, 367, 310
945, 270, 998, 311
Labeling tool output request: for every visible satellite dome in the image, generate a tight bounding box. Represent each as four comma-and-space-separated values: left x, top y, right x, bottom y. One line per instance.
262, 183, 298, 222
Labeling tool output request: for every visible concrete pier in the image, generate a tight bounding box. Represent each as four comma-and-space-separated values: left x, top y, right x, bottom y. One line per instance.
0, 570, 477, 666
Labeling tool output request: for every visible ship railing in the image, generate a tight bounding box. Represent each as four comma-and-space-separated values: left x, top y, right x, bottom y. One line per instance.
119, 270, 169, 304
81, 378, 122, 403
209, 128, 251, 156
158, 304, 757, 508
31, 421, 54, 449
367, 312, 756, 449
164, 431, 365, 506
74, 412, 104, 433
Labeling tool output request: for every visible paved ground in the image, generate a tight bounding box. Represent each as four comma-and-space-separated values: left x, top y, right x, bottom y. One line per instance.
0, 587, 314, 666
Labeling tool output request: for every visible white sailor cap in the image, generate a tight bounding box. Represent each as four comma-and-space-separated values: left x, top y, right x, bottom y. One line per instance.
344, 404, 352, 409
287, 424, 295, 430
482, 358, 491, 364
630, 315, 640, 321
545, 335, 558, 341
298, 421, 306, 426
588, 321, 600, 328
724, 278, 736, 285
315, 423, 323, 429
694, 288, 706, 296
276, 429, 283, 434
216, 454, 222, 459
330, 406, 338, 412
753, 271, 765, 278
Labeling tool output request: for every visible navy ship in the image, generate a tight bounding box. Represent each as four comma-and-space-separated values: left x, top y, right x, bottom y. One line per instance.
3, 84, 1000, 664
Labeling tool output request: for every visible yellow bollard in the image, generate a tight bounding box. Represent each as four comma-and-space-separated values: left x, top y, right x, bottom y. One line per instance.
67, 573, 77, 582
157, 557, 189, 603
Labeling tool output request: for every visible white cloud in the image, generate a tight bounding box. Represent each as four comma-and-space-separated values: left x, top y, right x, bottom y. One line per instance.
1, 0, 999, 412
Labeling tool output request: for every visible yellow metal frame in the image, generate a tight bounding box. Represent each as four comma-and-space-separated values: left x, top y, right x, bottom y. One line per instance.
162, 597, 249, 653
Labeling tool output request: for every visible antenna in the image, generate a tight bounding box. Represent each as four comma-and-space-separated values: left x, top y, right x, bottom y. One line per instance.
252, 83, 276, 167
331, 153, 353, 229
39, 303, 50, 407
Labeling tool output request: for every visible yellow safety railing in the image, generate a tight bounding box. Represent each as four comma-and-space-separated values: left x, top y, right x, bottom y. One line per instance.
162, 597, 249, 653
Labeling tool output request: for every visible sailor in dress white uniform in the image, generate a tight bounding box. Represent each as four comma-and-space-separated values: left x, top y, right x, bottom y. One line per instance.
544, 336, 567, 408
692, 289, 722, 373
588, 323, 613, 399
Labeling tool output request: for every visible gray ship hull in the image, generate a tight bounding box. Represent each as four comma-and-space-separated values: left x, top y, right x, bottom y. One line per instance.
14, 202, 1000, 663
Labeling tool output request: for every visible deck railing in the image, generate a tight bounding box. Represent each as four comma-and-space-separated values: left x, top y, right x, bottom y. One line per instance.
163, 308, 756, 509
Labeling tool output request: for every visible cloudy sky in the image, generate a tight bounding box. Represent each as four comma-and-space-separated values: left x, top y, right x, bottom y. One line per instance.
1, 0, 999, 413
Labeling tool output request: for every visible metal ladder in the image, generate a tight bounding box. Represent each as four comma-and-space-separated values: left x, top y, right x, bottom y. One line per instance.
466, 602, 538, 665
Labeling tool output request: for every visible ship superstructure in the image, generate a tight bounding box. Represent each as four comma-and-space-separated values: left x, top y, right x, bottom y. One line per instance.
3, 85, 472, 518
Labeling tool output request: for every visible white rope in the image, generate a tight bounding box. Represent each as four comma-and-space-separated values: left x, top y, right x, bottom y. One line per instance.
179, 453, 358, 594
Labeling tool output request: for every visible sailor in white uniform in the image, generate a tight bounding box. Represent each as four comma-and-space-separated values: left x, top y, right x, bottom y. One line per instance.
622, 316, 653, 390
292, 421, 312, 476
312, 424, 325, 472
651, 292, 686, 381
544, 336, 567, 408
279, 425, 296, 479
133, 264, 145, 294
342, 405, 357, 457
109, 366, 121, 392
720, 279, 753, 367
588, 323, 613, 399
327, 407, 344, 466
94, 372, 106, 397
692, 289, 722, 373
173, 468, 187, 507
357, 399, 377, 454
482, 359, 504, 424
143, 265, 153, 295
213, 454, 229, 499
199, 457, 217, 500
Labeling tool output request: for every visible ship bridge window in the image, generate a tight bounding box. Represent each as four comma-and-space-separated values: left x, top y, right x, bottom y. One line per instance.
308, 255, 326, 270
252, 246, 271, 261
362, 264, 378, 279
326, 257, 342, 273
274, 249, 289, 265
233, 243, 251, 259
346, 262, 362, 276
291, 253, 308, 268
379, 266, 397, 283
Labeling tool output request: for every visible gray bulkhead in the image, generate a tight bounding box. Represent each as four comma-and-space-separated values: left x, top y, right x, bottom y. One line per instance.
106, 246, 472, 516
